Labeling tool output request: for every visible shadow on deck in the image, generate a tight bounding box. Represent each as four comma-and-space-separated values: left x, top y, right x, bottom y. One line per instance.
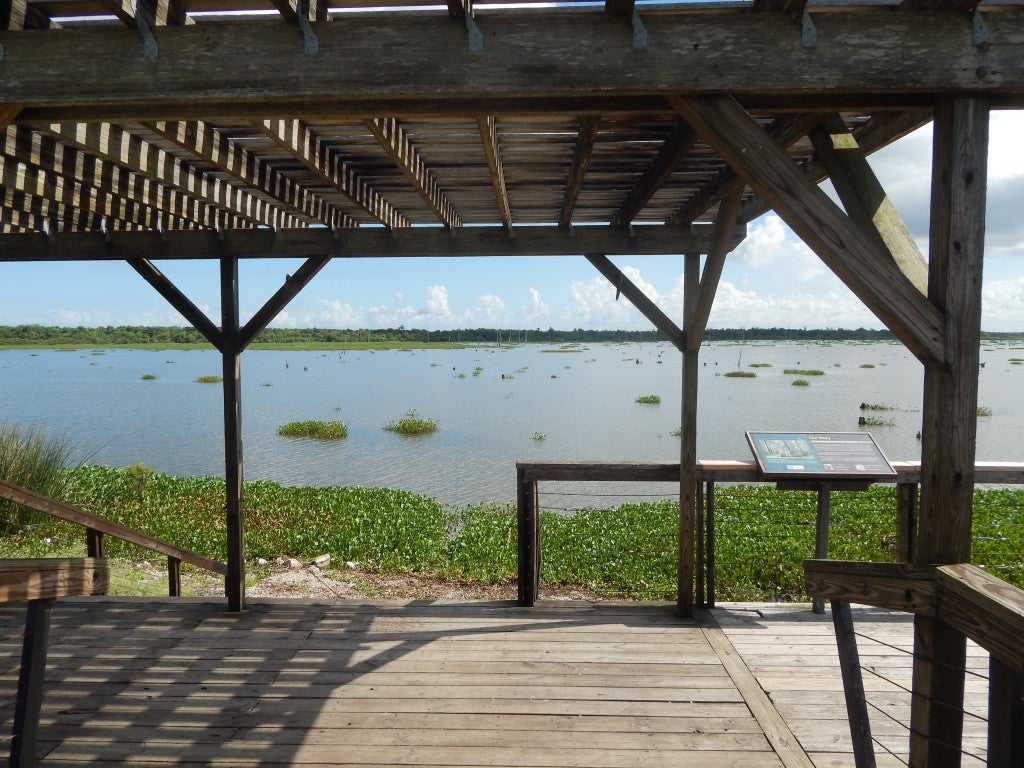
0, 598, 987, 767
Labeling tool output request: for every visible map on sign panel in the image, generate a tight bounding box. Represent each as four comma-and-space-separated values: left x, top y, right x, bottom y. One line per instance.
745, 431, 897, 481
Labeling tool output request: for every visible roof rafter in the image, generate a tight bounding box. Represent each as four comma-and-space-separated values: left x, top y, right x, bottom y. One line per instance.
477, 116, 511, 229
146, 120, 356, 229
0, 153, 193, 232
0, 188, 102, 232
3, 125, 220, 231
42, 122, 292, 229
615, 120, 697, 226
95, 0, 190, 27
559, 115, 600, 228
261, 119, 405, 229
365, 117, 461, 228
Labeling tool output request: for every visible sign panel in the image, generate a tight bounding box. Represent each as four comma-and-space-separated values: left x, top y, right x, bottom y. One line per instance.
745, 431, 897, 481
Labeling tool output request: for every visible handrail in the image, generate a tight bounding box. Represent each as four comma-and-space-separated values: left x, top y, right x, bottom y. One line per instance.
0, 477, 227, 596
516, 458, 1024, 484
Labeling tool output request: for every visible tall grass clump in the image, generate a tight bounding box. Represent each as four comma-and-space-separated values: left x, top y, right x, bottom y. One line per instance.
783, 368, 825, 376
635, 394, 661, 405
194, 375, 223, 384
384, 410, 438, 436
723, 370, 756, 378
0, 424, 74, 533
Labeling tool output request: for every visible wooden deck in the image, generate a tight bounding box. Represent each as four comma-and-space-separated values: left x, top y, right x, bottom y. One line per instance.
0, 598, 990, 767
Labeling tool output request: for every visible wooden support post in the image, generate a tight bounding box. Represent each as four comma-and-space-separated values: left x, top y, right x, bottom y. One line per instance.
167, 556, 181, 597
696, 480, 705, 609
706, 480, 716, 609
10, 598, 53, 768
813, 488, 832, 615
85, 527, 104, 558
911, 96, 989, 768
221, 256, 245, 612
831, 601, 876, 768
678, 252, 700, 618
988, 656, 1024, 768
516, 468, 539, 606
896, 482, 918, 564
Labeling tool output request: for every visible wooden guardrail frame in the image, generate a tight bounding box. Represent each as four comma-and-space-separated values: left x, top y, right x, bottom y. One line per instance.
515, 459, 1024, 606
0, 478, 227, 596
804, 559, 1024, 768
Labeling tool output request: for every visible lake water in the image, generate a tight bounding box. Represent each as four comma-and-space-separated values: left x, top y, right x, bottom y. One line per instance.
1, 341, 1021, 508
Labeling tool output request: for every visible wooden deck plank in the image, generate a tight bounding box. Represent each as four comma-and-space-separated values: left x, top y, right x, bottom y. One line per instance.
0, 599, 988, 767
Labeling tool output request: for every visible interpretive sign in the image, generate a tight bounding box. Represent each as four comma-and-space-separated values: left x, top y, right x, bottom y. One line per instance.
745, 431, 897, 481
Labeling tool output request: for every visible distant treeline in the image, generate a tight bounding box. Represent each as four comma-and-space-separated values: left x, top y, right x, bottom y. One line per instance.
0, 324, 1021, 347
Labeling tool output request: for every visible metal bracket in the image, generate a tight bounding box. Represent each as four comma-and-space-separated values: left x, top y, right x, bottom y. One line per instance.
0, 43, 5, 64
100, 216, 111, 243
801, 8, 817, 48
972, 10, 989, 48
296, 10, 319, 54
135, 12, 159, 60
465, 13, 483, 52
631, 9, 648, 50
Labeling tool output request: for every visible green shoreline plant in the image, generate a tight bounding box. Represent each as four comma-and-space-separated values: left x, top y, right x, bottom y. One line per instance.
384, 410, 438, 436
635, 394, 661, 405
194, 375, 223, 384
783, 368, 825, 376
278, 420, 349, 440
723, 370, 756, 378
7, 466, 1022, 601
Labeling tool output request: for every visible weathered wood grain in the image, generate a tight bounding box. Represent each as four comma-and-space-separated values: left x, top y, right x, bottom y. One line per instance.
0, 559, 108, 602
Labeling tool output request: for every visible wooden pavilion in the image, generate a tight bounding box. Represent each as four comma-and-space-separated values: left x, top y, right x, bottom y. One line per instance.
1, 0, 1023, 764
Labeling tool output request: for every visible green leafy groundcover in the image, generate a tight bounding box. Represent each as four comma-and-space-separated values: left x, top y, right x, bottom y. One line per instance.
4, 466, 1022, 601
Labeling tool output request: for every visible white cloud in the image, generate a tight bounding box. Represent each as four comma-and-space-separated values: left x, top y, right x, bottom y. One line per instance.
708, 281, 877, 329
523, 287, 550, 325
421, 284, 453, 321
564, 266, 661, 328
730, 215, 827, 283
982, 276, 1024, 330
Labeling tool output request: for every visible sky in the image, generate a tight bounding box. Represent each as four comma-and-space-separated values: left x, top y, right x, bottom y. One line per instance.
3, 111, 1023, 332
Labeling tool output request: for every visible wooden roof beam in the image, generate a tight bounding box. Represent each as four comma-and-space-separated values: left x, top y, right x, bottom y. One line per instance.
674, 112, 822, 226
686, 187, 744, 350
127, 257, 224, 349
44, 122, 293, 229
586, 254, 685, 352
269, 0, 328, 23
559, 115, 600, 228
809, 113, 929, 295
365, 117, 461, 228
0, 222, 729, 262
0, 105, 21, 131
147, 120, 356, 229
260, 119, 405, 229
4, 12, 1021, 110
615, 120, 697, 226
670, 94, 944, 364
238, 255, 331, 348
739, 111, 932, 222
2, 0, 56, 30
477, 116, 511, 229
95, 0, 190, 27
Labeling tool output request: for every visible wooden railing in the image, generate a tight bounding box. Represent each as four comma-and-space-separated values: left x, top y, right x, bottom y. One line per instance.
804, 560, 1024, 768
0, 478, 227, 595
515, 459, 1024, 606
